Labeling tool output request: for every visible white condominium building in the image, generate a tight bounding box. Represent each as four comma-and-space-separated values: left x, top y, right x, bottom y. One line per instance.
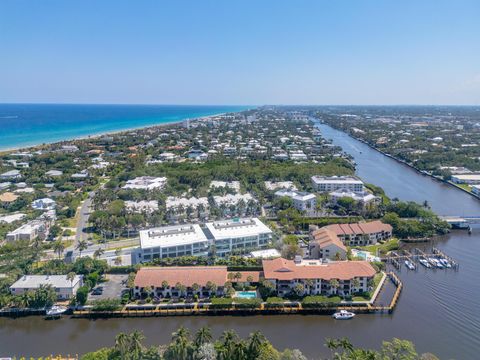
138, 218, 273, 261
139, 224, 209, 262
205, 218, 272, 257
311, 176, 364, 192
274, 189, 316, 211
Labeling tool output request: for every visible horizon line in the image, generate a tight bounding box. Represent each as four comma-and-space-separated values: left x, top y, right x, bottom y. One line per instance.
1, 102, 480, 107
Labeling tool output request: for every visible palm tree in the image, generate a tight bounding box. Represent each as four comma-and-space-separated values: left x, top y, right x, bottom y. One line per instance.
191, 283, 200, 295
220, 330, 238, 359
351, 278, 361, 293
194, 326, 212, 348
114, 256, 122, 266
175, 282, 186, 297
93, 248, 105, 259
305, 279, 314, 294
53, 241, 65, 259
246, 275, 254, 283
162, 280, 169, 289
129, 330, 145, 359
233, 272, 242, 282
76, 240, 88, 258
247, 331, 266, 359
66, 272, 76, 288
114, 332, 130, 357
329, 279, 339, 295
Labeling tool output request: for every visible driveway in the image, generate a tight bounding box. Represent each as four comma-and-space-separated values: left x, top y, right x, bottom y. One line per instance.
88, 274, 129, 301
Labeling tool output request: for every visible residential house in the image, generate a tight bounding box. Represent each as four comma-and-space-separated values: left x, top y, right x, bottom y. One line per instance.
10, 274, 84, 300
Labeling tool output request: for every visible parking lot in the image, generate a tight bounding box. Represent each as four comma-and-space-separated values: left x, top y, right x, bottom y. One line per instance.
88, 274, 129, 301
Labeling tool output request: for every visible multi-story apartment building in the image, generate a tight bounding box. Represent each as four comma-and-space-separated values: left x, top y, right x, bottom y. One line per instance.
138, 218, 273, 262
138, 224, 209, 262
262, 258, 376, 297
204, 218, 272, 257
311, 175, 364, 192
324, 220, 393, 246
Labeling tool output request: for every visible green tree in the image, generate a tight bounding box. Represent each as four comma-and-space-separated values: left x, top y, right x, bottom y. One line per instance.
76, 240, 88, 258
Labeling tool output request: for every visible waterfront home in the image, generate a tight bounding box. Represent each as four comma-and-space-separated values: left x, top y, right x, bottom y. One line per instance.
311, 175, 364, 193
122, 176, 167, 190
0, 169, 22, 180
329, 189, 378, 205
262, 258, 376, 297
133, 266, 227, 298
324, 220, 393, 246
125, 200, 159, 214
472, 185, 480, 196
31, 198, 56, 211
309, 227, 347, 260
138, 224, 210, 262
451, 173, 480, 185
10, 274, 84, 300
205, 218, 272, 257
274, 189, 316, 212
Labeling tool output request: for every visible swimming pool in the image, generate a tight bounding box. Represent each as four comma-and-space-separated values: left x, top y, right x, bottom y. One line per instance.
234, 291, 257, 299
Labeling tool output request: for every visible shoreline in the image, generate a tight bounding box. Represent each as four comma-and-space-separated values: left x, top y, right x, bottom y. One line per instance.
0, 110, 244, 154
319, 120, 480, 204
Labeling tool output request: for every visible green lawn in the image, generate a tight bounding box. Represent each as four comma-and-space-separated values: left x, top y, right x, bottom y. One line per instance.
357, 238, 400, 256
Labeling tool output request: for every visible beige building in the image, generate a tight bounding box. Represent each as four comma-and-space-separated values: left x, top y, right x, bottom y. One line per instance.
309, 227, 347, 260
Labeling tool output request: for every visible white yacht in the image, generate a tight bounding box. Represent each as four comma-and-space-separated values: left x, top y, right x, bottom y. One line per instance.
332, 310, 355, 320
45, 305, 68, 318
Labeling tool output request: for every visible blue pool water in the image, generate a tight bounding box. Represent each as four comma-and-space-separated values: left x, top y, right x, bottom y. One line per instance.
0, 104, 250, 150
235, 291, 257, 299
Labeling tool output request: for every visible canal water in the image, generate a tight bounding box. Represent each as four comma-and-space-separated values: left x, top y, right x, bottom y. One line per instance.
1, 123, 479, 359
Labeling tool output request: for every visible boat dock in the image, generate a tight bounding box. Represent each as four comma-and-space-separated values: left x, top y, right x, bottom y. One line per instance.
383, 247, 459, 271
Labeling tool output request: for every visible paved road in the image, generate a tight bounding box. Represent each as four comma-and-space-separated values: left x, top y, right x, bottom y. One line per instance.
74, 192, 95, 248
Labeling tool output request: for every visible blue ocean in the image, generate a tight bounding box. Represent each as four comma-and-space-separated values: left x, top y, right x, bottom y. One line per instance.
0, 104, 249, 150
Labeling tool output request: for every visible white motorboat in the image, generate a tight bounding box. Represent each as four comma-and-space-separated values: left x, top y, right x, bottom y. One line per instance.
45, 305, 68, 318
404, 260, 415, 270
440, 259, 452, 268
332, 310, 355, 320
419, 258, 431, 268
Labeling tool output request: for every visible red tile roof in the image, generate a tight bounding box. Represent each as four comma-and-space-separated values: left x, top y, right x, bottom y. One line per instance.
325, 220, 392, 236
262, 258, 376, 281
311, 228, 347, 251
134, 266, 228, 288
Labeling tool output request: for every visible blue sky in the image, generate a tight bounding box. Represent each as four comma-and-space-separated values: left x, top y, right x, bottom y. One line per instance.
1, 0, 479, 105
